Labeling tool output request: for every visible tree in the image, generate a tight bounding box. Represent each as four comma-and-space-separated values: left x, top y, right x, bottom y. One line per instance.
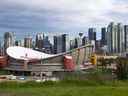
98, 58, 107, 72
115, 57, 128, 80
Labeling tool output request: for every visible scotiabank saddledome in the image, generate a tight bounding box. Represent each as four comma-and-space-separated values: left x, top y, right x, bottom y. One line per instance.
4, 45, 94, 73
7, 46, 56, 60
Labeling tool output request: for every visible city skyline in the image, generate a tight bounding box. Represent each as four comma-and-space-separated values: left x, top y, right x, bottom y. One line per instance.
0, 0, 128, 39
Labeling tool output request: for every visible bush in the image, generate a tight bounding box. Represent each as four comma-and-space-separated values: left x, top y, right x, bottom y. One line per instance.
116, 57, 128, 80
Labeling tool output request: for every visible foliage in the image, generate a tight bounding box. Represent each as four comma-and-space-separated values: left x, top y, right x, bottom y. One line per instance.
0, 69, 8, 75
115, 57, 128, 80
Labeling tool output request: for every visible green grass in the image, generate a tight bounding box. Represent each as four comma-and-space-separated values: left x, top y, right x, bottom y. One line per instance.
1, 86, 128, 96
0, 68, 127, 96
1, 80, 128, 96
0, 87, 126, 96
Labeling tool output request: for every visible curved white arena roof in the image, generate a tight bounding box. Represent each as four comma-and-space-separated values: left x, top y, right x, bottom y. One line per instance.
6, 46, 55, 60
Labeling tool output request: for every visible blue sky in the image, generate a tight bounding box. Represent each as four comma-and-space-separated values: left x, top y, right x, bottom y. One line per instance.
0, 0, 128, 39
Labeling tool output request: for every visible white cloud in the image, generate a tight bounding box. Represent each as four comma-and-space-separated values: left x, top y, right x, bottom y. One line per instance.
112, 4, 128, 14
2, 0, 113, 25
1, 0, 128, 34
5, 0, 112, 10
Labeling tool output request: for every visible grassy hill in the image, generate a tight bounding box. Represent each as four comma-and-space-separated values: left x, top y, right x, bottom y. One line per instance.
0, 80, 128, 96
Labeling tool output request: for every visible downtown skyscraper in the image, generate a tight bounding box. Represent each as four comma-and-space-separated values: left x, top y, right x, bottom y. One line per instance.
54, 34, 69, 54
101, 27, 107, 46
107, 22, 125, 53
124, 25, 128, 52
35, 32, 44, 49
4, 32, 15, 54
24, 36, 32, 48
88, 28, 96, 41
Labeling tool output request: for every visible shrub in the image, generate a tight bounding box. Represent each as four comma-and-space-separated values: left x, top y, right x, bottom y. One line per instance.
115, 57, 128, 80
